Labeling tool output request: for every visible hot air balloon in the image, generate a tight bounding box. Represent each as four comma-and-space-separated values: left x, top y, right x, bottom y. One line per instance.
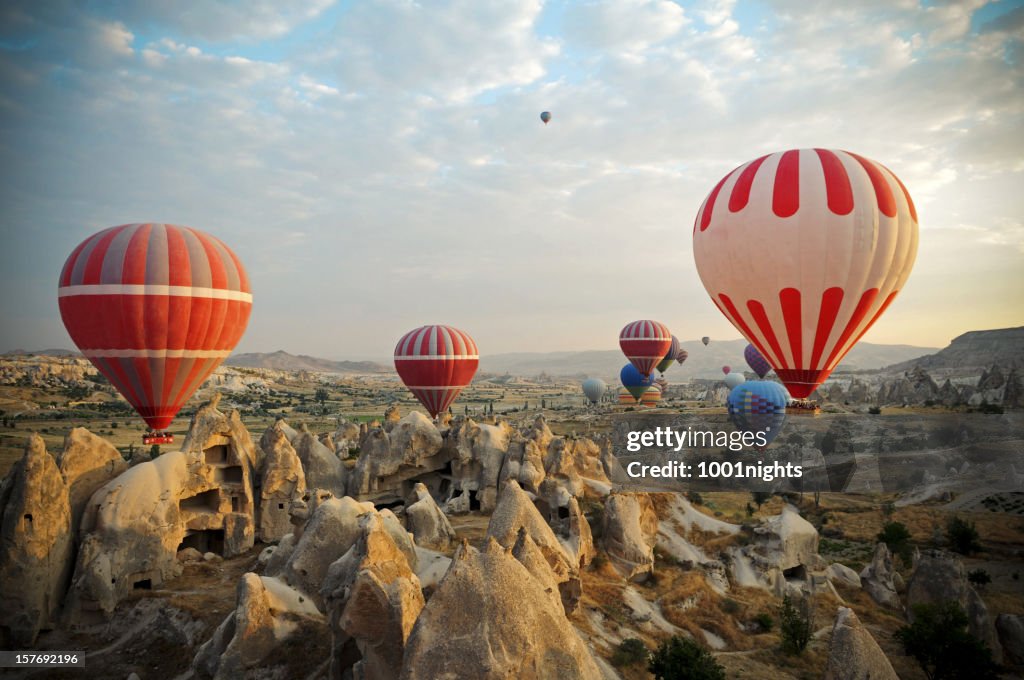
540, 111, 552, 124
620, 320, 672, 378
676, 348, 689, 364
744, 343, 772, 379
582, 378, 606, 404
58, 223, 253, 444
727, 381, 788, 446
640, 385, 662, 407
724, 372, 746, 389
693, 149, 918, 399
620, 363, 654, 402
617, 387, 636, 404
702, 336, 710, 346
656, 335, 681, 375
654, 376, 669, 394
394, 325, 478, 419
722, 365, 731, 375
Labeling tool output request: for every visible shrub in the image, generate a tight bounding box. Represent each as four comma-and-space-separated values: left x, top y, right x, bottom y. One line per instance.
868, 406, 882, 415
779, 595, 812, 655
648, 635, 725, 680
896, 601, 998, 679
751, 491, 771, 510
946, 517, 982, 555
967, 569, 991, 588
688, 491, 704, 506
611, 638, 648, 667
878, 521, 914, 565
721, 598, 740, 615
754, 612, 774, 632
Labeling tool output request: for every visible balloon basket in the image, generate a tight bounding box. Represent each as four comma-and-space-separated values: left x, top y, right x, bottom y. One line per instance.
143, 432, 174, 445
786, 400, 820, 416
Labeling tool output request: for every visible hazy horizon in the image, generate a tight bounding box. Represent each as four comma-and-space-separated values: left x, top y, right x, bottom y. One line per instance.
2, 1, 1022, 357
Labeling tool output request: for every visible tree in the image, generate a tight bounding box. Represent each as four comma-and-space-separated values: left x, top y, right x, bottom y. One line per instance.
878, 521, 914, 565
896, 602, 998, 680
946, 517, 982, 555
315, 388, 329, 407
611, 638, 648, 667
778, 595, 812, 655
751, 491, 771, 511
967, 569, 991, 588
648, 635, 725, 680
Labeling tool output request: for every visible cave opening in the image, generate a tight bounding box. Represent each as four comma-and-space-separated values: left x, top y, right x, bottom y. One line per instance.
178, 529, 225, 555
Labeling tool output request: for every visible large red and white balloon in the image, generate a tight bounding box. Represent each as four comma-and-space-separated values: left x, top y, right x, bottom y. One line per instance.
394, 324, 478, 418
692, 149, 918, 398
619, 320, 672, 378
58, 223, 252, 431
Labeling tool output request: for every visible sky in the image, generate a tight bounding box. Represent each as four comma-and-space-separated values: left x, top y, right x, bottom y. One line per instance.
0, 0, 1022, 359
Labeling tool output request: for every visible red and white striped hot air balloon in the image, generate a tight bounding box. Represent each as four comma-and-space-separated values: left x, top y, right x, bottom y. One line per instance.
394, 325, 478, 419
692, 148, 918, 399
58, 224, 253, 443
619, 320, 672, 378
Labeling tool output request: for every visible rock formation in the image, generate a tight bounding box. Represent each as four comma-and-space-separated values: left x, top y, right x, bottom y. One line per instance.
257, 422, 306, 542
859, 543, 902, 610
292, 425, 346, 497
400, 539, 602, 679
349, 412, 446, 504
405, 482, 456, 551
0, 435, 73, 646
601, 492, 659, 582
56, 427, 127, 537
322, 512, 424, 680
996, 614, 1024, 666
824, 607, 899, 680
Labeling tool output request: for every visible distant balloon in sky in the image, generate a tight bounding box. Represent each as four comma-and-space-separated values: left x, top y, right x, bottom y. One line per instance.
727, 380, 788, 446
394, 325, 478, 419
58, 223, 253, 441
724, 372, 745, 389
744, 343, 772, 379
540, 111, 552, 124
620, 363, 654, 402
620, 320, 672, 378
722, 365, 731, 375
656, 335, 681, 375
676, 348, 689, 364
582, 378, 606, 404
702, 336, 710, 346
693, 148, 918, 399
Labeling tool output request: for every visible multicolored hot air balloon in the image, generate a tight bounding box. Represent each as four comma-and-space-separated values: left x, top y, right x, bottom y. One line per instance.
394, 325, 478, 419
640, 385, 662, 407
582, 378, 606, 404
620, 320, 672, 378
58, 223, 253, 444
744, 343, 772, 379
620, 363, 654, 402
617, 387, 636, 404
724, 372, 745, 390
693, 148, 918, 399
676, 348, 689, 364
722, 365, 731, 375
727, 381, 788, 446
540, 111, 552, 124
656, 335, 681, 375
702, 336, 710, 346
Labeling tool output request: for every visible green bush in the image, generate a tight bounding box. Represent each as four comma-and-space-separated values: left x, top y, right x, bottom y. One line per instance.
967, 569, 991, 588
868, 406, 882, 415
754, 612, 774, 632
896, 601, 998, 679
720, 598, 740, 615
611, 638, 648, 667
877, 521, 913, 565
648, 635, 725, 680
946, 517, 982, 555
778, 595, 812, 655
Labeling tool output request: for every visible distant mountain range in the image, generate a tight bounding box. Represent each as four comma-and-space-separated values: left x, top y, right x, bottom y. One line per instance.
2, 348, 81, 357
886, 326, 1024, 374
225, 350, 389, 374
477, 340, 940, 380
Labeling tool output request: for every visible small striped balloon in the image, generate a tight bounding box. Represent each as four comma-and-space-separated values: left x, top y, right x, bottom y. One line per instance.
394, 325, 478, 418
619, 320, 672, 377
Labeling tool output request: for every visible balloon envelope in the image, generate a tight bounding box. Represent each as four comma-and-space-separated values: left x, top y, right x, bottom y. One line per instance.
744, 343, 772, 378
693, 148, 918, 399
727, 381, 788, 446
676, 348, 689, 364
702, 336, 710, 346
656, 335, 681, 374
620, 363, 654, 401
724, 372, 746, 389
58, 223, 252, 431
394, 325, 478, 418
722, 365, 731, 375
540, 111, 552, 124
582, 378, 606, 404
620, 320, 672, 377
640, 385, 662, 407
